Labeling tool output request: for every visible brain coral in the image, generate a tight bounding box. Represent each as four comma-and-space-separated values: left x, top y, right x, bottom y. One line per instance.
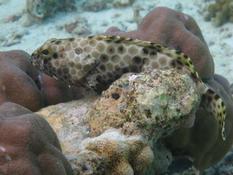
0, 50, 81, 111
0, 102, 73, 175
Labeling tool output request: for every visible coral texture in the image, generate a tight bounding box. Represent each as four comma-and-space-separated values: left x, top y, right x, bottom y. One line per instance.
0, 102, 73, 175
204, 0, 233, 26
38, 69, 200, 174
105, 7, 214, 80
0, 50, 81, 111
26, 0, 76, 20
0, 50, 43, 111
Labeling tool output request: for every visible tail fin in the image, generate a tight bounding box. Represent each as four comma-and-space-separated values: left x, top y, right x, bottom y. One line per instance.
202, 88, 226, 141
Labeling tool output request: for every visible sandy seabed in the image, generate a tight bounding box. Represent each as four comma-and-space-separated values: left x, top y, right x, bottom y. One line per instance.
0, 0, 233, 82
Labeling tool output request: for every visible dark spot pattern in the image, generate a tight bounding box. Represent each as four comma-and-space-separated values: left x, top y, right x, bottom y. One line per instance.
100, 54, 109, 62
133, 56, 142, 64
142, 48, 149, 55
118, 45, 125, 53
99, 65, 106, 71
53, 53, 58, 59
111, 93, 120, 100
55, 40, 61, 45
150, 50, 157, 56
75, 48, 83, 55
122, 67, 129, 73
107, 46, 115, 54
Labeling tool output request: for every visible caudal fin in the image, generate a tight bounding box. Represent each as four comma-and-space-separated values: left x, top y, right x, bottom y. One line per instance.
202, 88, 226, 141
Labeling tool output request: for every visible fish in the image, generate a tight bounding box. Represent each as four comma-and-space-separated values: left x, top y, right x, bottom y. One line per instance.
31, 34, 226, 140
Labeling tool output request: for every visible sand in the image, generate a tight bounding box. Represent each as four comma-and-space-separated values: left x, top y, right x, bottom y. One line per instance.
0, 0, 233, 82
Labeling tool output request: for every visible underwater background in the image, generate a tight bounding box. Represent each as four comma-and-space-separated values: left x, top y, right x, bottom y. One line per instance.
0, 0, 233, 174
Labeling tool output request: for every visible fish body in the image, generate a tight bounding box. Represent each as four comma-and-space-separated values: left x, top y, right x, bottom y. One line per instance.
31, 35, 226, 140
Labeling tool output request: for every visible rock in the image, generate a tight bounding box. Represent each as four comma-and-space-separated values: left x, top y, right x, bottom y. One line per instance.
37, 68, 200, 174
81, 0, 135, 12
82, 0, 111, 12
113, 0, 135, 7
26, 0, 76, 23
37, 97, 96, 158
62, 17, 91, 36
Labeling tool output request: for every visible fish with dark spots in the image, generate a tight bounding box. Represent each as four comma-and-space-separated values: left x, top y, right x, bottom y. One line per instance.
31, 34, 227, 141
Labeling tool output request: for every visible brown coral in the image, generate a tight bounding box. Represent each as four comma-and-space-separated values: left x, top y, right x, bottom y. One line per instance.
0, 102, 73, 175
0, 50, 81, 111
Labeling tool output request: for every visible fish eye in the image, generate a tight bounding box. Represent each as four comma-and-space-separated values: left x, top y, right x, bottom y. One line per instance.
41, 49, 49, 55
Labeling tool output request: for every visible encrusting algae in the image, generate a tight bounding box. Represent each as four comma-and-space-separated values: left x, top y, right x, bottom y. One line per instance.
38, 68, 201, 174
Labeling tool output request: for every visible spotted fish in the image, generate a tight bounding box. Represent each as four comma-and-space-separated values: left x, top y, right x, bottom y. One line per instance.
31, 35, 226, 140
